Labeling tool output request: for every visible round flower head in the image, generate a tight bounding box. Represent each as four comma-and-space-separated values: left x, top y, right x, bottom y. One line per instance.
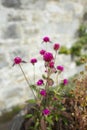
43, 52, 53, 62
30, 58, 37, 65
42, 109, 50, 116
49, 61, 54, 68
63, 79, 68, 85
14, 57, 22, 64
43, 36, 50, 43
40, 49, 46, 55
57, 65, 64, 71
53, 43, 60, 51
53, 97, 58, 101
37, 79, 43, 86
40, 89, 46, 96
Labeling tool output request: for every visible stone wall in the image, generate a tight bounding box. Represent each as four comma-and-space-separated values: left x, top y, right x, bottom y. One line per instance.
0, 0, 87, 114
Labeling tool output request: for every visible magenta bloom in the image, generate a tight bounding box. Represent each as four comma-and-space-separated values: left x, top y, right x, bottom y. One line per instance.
37, 79, 43, 86
30, 58, 37, 65
40, 89, 46, 96
42, 109, 50, 116
40, 49, 46, 55
14, 57, 22, 64
43, 36, 50, 42
53, 97, 58, 100
57, 65, 64, 71
53, 43, 60, 51
49, 61, 54, 68
63, 79, 68, 85
43, 52, 53, 62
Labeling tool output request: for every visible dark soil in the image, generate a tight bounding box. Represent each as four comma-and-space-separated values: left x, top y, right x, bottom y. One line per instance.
0, 121, 11, 130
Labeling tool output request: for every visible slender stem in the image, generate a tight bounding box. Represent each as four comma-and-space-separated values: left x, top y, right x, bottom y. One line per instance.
56, 72, 59, 86
54, 51, 57, 63
33, 65, 35, 84
19, 64, 36, 100
45, 67, 50, 90
46, 42, 47, 51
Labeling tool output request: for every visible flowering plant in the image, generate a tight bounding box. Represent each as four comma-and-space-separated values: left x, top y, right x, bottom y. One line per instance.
13, 37, 69, 130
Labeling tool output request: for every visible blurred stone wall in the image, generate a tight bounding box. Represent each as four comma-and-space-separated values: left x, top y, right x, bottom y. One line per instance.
0, 0, 87, 114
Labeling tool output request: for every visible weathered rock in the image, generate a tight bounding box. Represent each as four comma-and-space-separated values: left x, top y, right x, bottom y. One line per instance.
83, 12, 87, 21
2, 0, 21, 8
0, 53, 8, 68
8, 13, 26, 22
3, 23, 21, 39
0, 100, 6, 110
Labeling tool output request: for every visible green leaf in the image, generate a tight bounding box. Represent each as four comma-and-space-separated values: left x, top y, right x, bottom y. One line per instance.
63, 118, 68, 125
34, 120, 39, 128
47, 127, 52, 130
30, 84, 37, 91
25, 114, 33, 119
46, 116, 53, 125
61, 107, 66, 111
55, 116, 59, 121
27, 99, 36, 104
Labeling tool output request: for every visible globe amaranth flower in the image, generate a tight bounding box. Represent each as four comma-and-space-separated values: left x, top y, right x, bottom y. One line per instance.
49, 61, 54, 68
57, 65, 64, 71
13, 57, 22, 65
30, 58, 37, 65
53, 43, 60, 51
42, 109, 50, 116
40, 49, 46, 55
53, 97, 58, 100
63, 79, 68, 85
40, 89, 46, 96
37, 79, 44, 86
43, 52, 54, 62
43, 36, 50, 43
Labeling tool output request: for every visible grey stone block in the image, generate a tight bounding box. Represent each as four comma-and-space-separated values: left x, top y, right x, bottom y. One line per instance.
2, 0, 21, 8
0, 53, 8, 68
3, 24, 21, 39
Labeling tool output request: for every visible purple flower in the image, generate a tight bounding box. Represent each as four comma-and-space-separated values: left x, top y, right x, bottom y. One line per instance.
40, 89, 46, 96
53, 43, 60, 51
63, 79, 68, 85
49, 61, 54, 68
43, 52, 54, 62
42, 109, 50, 116
30, 58, 37, 65
37, 79, 44, 86
40, 49, 46, 55
14, 57, 22, 64
53, 97, 58, 100
57, 65, 64, 71
43, 36, 50, 43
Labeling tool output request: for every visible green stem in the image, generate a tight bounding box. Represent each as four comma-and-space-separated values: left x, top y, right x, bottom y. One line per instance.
54, 51, 57, 63
34, 65, 35, 84
46, 42, 47, 51
45, 67, 50, 90
19, 64, 36, 100
56, 72, 59, 86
